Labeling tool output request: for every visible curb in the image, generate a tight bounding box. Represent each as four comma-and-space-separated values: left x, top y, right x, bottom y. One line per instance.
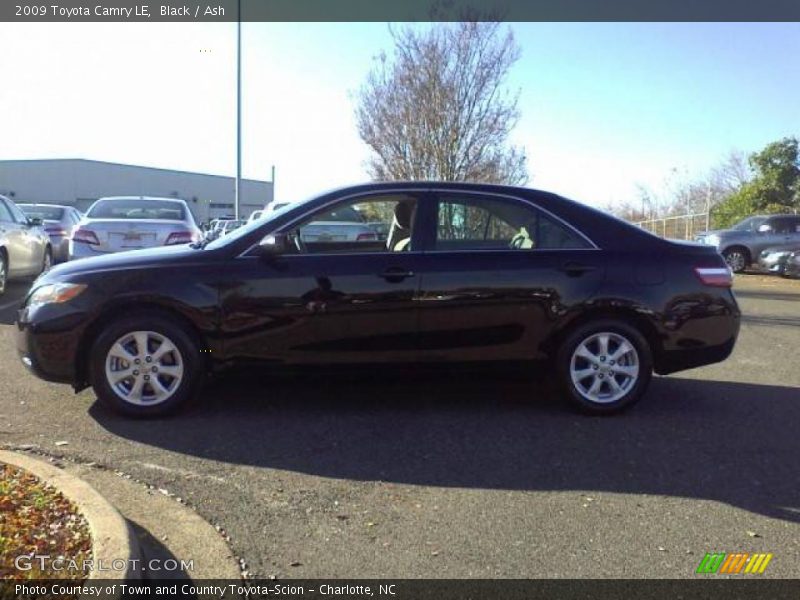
0, 450, 141, 585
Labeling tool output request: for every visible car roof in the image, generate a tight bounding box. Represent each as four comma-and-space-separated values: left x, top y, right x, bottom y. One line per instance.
96, 196, 188, 204
17, 203, 73, 209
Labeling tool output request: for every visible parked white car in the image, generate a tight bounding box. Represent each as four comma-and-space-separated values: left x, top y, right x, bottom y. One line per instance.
69, 196, 201, 260
0, 195, 53, 296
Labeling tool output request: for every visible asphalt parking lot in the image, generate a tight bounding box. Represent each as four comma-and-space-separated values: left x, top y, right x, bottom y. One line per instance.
1, 274, 799, 579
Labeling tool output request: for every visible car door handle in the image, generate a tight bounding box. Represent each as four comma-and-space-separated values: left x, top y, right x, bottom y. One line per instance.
379, 267, 415, 281
559, 261, 597, 276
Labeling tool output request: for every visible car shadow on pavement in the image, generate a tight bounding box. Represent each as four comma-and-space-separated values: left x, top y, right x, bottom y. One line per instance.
90, 370, 800, 524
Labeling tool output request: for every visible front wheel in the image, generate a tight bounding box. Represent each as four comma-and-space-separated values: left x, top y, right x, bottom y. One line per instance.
89, 314, 203, 417
557, 319, 653, 414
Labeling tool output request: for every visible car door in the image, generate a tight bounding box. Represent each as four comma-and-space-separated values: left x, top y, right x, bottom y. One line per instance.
219, 191, 425, 365
752, 216, 789, 256
0, 197, 35, 276
414, 191, 606, 362
775, 216, 800, 247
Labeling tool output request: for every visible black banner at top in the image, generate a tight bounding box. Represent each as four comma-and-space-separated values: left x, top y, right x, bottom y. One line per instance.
3, 0, 800, 22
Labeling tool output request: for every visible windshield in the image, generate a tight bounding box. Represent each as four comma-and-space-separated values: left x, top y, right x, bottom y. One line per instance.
731, 216, 767, 232
88, 198, 186, 221
204, 198, 306, 250
19, 205, 64, 220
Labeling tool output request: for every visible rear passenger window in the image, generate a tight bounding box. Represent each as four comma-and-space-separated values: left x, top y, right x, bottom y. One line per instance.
435, 195, 592, 251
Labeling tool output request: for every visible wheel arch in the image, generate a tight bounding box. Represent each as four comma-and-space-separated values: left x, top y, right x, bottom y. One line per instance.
74, 301, 212, 390
721, 244, 751, 265
544, 306, 665, 372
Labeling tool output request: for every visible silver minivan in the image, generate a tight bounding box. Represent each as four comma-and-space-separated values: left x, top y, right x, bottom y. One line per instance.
695, 214, 800, 272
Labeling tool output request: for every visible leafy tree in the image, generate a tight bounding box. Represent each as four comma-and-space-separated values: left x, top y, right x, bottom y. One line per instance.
354, 22, 528, 185
711, 137, 799, 228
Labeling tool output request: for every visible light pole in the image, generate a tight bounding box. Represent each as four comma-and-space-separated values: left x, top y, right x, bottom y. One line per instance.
234, 0, 242, 220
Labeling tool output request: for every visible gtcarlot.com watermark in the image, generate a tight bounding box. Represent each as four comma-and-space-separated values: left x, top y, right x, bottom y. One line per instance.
14, 554, 194, 573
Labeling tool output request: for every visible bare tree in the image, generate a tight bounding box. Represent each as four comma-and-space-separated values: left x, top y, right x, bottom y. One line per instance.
354, 22, 528, 185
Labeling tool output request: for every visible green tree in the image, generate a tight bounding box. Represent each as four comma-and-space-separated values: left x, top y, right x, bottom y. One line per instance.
711, 137, 799, 228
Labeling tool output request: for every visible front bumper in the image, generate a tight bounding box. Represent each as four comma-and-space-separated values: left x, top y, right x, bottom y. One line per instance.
757, 254, 788, 273
15, 303, 90, 386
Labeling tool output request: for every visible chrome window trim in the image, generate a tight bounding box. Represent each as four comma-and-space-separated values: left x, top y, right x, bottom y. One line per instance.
237, 187, 600, 259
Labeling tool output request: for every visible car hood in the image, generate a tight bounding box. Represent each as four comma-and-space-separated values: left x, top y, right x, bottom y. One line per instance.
41, 244, 203, 281
695, 229, 733, 238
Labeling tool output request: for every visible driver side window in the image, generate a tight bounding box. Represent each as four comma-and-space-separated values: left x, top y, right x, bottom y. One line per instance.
287, 194, 418, 255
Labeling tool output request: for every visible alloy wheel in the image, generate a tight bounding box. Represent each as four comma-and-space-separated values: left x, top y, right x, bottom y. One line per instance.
104, 330, 184, 406
724, 251, 746, 273
0, 257, 6, 295
569, 332, 640, 404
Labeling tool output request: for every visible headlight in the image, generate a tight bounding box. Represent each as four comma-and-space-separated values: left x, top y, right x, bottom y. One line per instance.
28, 283, 87, 308
704, 234, 720, 246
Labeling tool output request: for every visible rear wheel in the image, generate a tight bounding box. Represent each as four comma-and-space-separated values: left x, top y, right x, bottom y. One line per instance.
722, 247, 748, 273
557, 319, 653, 414
40, 247, 52, 275
89, 314, 203, 417
0, 252, 7, 296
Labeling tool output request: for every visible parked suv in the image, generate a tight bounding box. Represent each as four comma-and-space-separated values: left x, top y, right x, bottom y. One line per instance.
695, 214, 800, 273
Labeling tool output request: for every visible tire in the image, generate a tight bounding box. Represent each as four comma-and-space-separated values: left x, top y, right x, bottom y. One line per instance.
722, 247, 749, 274
556, 319, 653, 415
0, 251, 7, 296
89, 313, 203, 417
40, 247, 52, 275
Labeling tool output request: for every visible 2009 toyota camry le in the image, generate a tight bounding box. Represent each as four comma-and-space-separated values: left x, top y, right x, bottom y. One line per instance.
15, 182, 740, 417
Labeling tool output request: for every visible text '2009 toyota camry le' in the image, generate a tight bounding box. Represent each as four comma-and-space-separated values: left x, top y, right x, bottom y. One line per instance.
15, 182, 740, 417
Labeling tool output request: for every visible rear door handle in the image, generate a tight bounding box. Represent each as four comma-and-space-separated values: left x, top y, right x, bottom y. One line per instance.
559, 261, 597, 276
379, 267, 415, 282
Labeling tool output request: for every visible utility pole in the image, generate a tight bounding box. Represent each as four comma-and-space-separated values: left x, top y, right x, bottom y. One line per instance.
234, 0, 242, 220
271, 164, 276, 205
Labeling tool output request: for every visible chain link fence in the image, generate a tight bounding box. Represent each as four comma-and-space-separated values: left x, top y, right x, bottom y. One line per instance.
632, 212, 711, 241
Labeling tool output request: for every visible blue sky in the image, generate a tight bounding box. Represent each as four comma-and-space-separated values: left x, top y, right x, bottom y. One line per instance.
0, 22, 797, 207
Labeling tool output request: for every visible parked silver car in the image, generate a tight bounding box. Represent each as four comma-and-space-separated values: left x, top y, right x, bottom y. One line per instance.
695, 214, 800, 273
757, 245, 800, 275
69, 197, 201, 260
298, 204, 378, 244
0, 195, 52, 296
18, 203, 82, 263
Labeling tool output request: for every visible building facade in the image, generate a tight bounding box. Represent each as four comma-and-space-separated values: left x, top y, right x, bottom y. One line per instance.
0, 159, 274, 223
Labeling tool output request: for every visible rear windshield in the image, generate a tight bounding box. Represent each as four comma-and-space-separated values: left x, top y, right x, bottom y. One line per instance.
88, 199, 186, 221
19, 205, 64, 220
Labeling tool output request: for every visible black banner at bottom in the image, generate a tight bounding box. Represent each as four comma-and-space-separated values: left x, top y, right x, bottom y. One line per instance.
3, 579, 800, 600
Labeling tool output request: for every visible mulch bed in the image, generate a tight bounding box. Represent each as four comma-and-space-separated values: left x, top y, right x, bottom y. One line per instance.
0, 463, 92, 581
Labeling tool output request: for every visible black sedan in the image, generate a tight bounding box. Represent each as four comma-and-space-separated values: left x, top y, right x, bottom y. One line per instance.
15, 182, 740, 417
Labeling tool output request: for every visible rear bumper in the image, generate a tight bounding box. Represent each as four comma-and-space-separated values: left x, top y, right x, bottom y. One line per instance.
655, 335, 738, 375
50, 236, 69, 263
654, 290, 740, 375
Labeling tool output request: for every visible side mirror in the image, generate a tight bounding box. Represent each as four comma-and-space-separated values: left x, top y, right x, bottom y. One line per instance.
27, 217, 43, 227
757, 223, 772, 233
258, 233, 288, 258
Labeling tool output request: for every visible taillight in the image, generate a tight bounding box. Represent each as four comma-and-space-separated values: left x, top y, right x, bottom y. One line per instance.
165, 231, 193, 245
72, 228, 99, 245
45, 227, 67, 236
356, 232, 377, 241
694, 267, 733, 287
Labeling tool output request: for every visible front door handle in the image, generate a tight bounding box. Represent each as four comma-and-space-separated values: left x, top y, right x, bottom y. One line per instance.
559, 261, 597, 276
379, 267, 415, 282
